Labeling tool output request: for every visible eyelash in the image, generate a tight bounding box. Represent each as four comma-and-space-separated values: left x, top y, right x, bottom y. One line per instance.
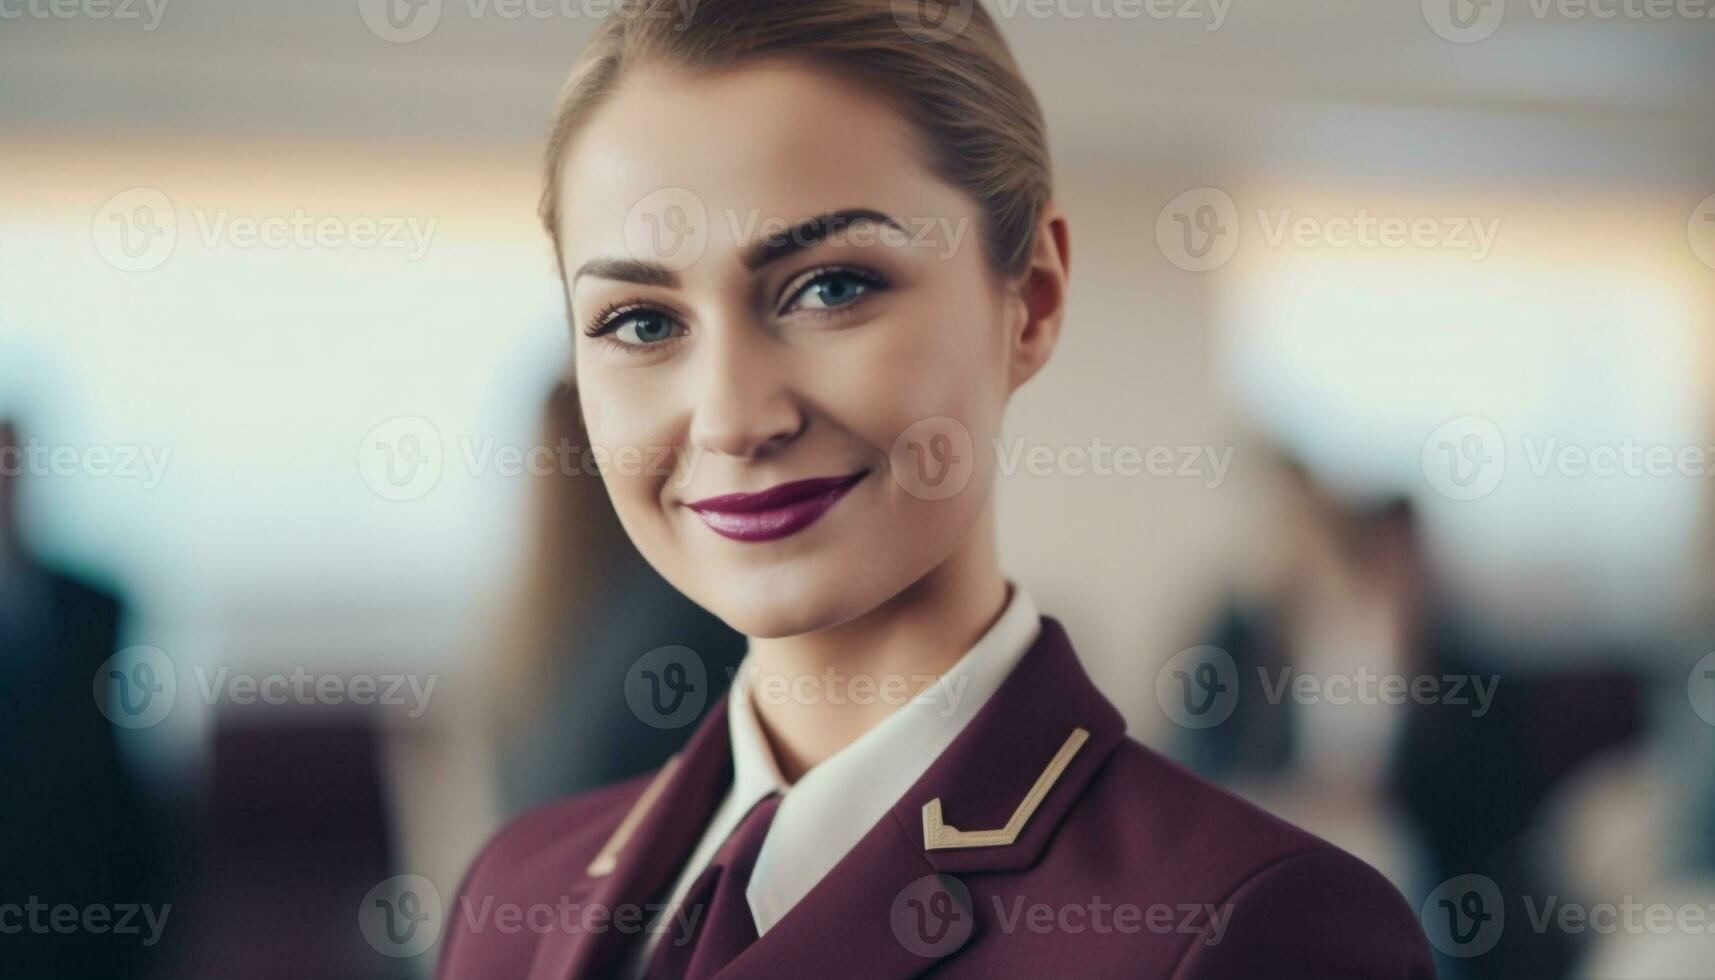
581, 265, 890, 351
775, 264, 889, 318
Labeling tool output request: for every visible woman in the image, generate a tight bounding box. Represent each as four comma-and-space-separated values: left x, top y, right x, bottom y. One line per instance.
439, 2, 1433, 977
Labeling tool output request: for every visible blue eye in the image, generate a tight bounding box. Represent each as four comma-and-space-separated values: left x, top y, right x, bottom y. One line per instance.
613, 311, 678, 345
784, 267, 885, 314
586, 304, 682, 349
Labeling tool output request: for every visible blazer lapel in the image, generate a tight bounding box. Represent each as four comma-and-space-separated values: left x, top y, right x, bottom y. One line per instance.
716, 617, 1127, 979
526, 698, 734, 980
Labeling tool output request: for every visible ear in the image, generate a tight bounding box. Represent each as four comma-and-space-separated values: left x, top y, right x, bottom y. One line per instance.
1007, 202, 1071, 393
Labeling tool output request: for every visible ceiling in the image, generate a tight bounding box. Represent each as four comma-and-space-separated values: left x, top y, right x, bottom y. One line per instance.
3, 0, 1712, 178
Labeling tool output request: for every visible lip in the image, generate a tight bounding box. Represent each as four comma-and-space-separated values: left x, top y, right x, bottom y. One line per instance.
685, 471, 868, 542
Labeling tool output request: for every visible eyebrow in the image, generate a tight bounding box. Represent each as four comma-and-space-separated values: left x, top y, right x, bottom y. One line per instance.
571, 257, 679, 290
740, 208, 905, 271
569, 207, 906, 293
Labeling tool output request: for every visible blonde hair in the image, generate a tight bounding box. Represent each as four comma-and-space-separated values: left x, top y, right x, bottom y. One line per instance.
539, 0, 1052, 283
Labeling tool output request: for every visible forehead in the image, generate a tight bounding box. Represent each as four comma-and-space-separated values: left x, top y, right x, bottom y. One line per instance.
555, 61, 966, 268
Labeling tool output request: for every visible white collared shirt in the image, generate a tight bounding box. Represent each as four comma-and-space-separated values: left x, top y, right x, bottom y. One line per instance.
627, 586, 1041, 974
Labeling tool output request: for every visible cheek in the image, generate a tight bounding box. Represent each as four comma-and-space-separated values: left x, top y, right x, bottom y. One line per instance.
578, 352, 674, 443
858, 279, 1009, 439
825, 279, 1008, 559
576, 364, 676, 516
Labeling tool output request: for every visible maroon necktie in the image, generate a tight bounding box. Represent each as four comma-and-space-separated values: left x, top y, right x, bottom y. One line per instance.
644, 793, 782, 980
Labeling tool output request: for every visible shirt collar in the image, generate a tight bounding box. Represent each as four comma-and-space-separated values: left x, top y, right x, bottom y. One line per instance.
723, 584, 1042, 936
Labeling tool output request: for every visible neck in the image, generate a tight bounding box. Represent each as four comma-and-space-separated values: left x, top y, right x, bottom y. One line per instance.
743, 510, 1008, 782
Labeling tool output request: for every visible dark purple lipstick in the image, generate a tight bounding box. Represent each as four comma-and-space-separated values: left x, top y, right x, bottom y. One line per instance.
686, 471, 868, 542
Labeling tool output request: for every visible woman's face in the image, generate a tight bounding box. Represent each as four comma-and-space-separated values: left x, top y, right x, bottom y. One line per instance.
558, 61, 1021, 639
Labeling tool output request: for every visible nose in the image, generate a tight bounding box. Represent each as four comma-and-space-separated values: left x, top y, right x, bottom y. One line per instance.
686, 322, 804, 460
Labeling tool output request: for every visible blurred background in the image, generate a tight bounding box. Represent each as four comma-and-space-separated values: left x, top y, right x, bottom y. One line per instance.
4, 0, 1715, 976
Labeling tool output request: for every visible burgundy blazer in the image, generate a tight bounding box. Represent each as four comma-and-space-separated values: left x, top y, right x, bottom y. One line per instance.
438, 618, 1435, 979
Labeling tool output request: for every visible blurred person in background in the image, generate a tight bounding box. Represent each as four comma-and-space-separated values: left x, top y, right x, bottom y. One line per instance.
1537, 537, 1715, 979
0, 418, 164, 979
1176, 452, 1387, 783
489, 381, 745, 812
1390, 552, 1646, 979
1174, 454, 1430, 911
1179, 448, 1649, 979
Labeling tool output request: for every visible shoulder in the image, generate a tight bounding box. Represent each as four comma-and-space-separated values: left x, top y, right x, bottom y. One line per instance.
1077, 738, 1340, 876
1166, 845, 1434, 979
457, 770, 651, 896
1062, 739, 1434, 978
435, 771, 654, 977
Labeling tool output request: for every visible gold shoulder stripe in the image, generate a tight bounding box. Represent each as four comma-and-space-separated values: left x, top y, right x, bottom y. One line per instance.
921, 727, 1089, 851
586, 755, 682, 877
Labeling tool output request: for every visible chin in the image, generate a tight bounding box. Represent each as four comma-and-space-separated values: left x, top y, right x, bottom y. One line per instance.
693, 561, 895, 640
645, 502, 974, 641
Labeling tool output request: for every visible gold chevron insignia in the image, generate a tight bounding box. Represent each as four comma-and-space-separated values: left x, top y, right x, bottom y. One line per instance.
587, 755, 681, 877
921, 726, 1090, 851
